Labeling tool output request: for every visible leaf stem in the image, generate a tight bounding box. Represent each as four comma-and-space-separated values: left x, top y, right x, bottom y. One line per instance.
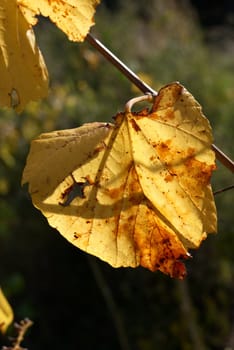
125, 94, 154, 113
86, 33, 234, 173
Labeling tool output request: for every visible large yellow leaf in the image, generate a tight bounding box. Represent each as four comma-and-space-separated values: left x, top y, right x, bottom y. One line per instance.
22, 83, 217, 279
0, 288, 13, 333
0, 0, 48, 112
17, 0, 101, 41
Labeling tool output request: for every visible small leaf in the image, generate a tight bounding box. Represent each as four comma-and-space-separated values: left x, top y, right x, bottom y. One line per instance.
0, 0, 100, 111
0, 0, 48, 112
22, 83, 217, 279
17, 0, 101, 42
0, 288, 13, 333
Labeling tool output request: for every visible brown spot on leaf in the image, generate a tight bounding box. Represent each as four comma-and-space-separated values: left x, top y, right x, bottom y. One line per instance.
185, 157, 216, 186
133, 202, 188, 279
73, 232, 81, 240
127, 168, 144, 205
156, 139, 172, 158
187, 147, 195, 157
107, 185, 124, 199
165, 109, 175, 120
93, 142, 106, 154
132, 108, 149, 119
130, 118, 141, 132
128, 215, 135, 223
113, 112, 125, 124
164, 173, 175, 182
150, 112, 160, 120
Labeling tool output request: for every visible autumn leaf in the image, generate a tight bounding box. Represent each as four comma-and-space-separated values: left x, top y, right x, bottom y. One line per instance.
0, 0, 100, 111
0, 288, 13, 333
0, 0, 48, 112
17, 0, 101, 41
22, 83, 217, 279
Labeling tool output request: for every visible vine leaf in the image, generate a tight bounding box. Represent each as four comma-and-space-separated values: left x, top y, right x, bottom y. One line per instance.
0, 288, 13, 333
22, 83, 217, 279
0, 0, 100, 112
0, 0, 48, 112
17, 0, 101, 41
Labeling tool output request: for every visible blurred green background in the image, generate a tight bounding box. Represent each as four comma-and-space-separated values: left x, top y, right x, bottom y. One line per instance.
0, 1, 234, 349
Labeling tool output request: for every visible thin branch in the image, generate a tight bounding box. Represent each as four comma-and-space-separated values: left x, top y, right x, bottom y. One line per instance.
212, 144, 234, 173
86, 33, 156, 96
214, 184, 234, 195
86, 33, 234, 174
87, 256, 131, 350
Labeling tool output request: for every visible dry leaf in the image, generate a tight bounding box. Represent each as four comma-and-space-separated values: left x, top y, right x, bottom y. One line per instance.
17, 0, 101, 41
0, 288, 13, 333
0, 0, 48, 112
22, 83, 217, 278
0, 0, 100, 111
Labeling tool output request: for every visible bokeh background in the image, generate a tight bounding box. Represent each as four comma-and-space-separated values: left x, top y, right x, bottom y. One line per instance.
0, 1, 234, 349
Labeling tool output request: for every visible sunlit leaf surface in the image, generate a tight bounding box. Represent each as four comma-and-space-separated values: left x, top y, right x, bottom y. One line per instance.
0, 0, 100, 111
0, 0, 48, 112
17, 0, 101, 41
22, 83, 217, 278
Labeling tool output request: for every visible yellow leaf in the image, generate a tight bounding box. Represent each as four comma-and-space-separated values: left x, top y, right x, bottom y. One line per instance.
0, 0, 48, 112
17, 0, 101, 42
0, 288, 13, 333
22, 83, 217, 279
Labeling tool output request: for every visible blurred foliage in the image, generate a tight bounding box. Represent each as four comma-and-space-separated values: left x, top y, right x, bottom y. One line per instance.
0, 1, 233, 349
